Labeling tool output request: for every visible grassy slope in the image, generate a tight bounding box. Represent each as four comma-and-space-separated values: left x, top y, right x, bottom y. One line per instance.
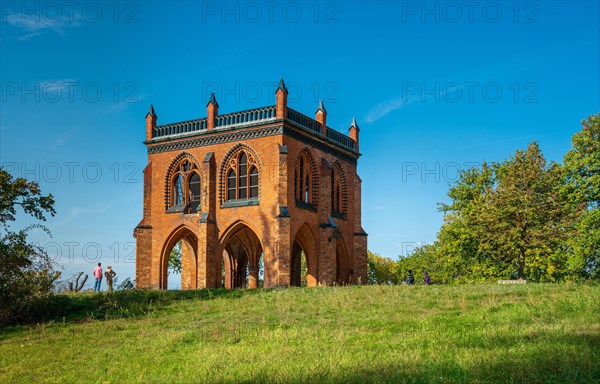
0, 284, 598, 384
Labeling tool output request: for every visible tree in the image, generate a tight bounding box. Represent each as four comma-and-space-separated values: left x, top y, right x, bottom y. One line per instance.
562, 113, 600, 278
168, 241, 182, 274
474, 143, 570, 281
0, 168, 58, 325
438, 163, 495, 282
367, 251, 398, 285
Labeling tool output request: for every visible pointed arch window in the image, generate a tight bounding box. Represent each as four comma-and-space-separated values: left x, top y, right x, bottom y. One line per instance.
167, 158, 201, 213
188, 173, 201, 212
249, 167, 259, 198
224, 150, 259, 203
227, 169, 237, 200
331, 165, 345, 217
295, 152, 315, 208
238, 153, 248, 199
174, 174, 183, 205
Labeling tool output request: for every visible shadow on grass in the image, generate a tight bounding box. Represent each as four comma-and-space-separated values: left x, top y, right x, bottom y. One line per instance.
0, 287, 265, 333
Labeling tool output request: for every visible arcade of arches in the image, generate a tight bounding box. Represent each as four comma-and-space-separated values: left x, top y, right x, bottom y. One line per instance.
134, 84, 367, 289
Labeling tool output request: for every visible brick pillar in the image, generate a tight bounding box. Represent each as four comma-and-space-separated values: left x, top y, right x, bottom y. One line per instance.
316, 100, 327, 136
353, 173, 368, 284
134, 226, 152, 288
354, 235, 368, 285
145, 105, 156, 141
271, 143, 292, 287
318, 226, 336, 285
318, 157, 336, 285
276, 78, 288, 119
349, 118, 359, 152
197, 152, 219, 288
248, 266, 259, 289
180, 240, 197, 290
207, 93, 218, 131
274, 214, 292, 287
134, 160, 153, 288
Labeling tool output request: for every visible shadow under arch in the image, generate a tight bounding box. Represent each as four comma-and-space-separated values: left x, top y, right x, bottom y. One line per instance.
219, 220, 264, 289
291, 223, 318, 287
159, 224, 198, 290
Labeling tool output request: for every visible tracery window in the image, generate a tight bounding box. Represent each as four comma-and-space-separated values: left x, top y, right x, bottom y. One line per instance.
168, 158, 200, 213
225, 150, 259, 201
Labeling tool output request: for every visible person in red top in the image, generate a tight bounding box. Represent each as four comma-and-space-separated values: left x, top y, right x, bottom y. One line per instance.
93, 262, 103, 292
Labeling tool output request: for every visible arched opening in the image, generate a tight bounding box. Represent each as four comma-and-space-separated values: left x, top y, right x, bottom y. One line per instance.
159, 226, 198, 290
219, 222, 263, 289
290, 241, 308, 287
291, 223, 318, 287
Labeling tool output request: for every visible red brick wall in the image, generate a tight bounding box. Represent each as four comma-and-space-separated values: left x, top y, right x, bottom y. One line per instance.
135, 116, 367, 289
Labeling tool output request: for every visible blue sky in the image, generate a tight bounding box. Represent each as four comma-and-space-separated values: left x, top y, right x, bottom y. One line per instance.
1, 1, 599, 288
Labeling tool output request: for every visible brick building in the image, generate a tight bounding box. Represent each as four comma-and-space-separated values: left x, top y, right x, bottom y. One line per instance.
134, 79, 367, 289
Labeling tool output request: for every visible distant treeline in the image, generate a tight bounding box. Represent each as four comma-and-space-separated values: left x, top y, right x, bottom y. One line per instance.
368, 113, 600, 284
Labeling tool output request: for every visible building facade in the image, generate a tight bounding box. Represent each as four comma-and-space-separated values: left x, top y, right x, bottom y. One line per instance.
134, 79, 367, 289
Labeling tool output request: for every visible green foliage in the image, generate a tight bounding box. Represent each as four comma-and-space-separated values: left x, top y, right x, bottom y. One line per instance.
397, 243, 446, 284
474, 142, 570, 281
0, 168, 59, 326
300, 251, 307, 287
562, 113, 600, 209
389, 113, 600, 284
562, 113, 600, 278
168, 241, 182, 274
367, 251, 399, 284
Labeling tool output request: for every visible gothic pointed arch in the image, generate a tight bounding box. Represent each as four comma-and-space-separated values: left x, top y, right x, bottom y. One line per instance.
218, 220, 264, 289
294, 147, 319, 208
291, 223, 318, 287
331, 161, 349, 216
164, 152, 201, 211
219, 143, 262, 204
158, 224, 199, 290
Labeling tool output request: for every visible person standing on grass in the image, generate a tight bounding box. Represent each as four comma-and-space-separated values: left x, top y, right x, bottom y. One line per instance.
406, 270, 415, 285
93, 262, 103, 292
104, 265, 116, 292
424, 272, 431, 285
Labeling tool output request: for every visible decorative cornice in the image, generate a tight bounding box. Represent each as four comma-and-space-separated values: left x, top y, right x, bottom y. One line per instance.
283, 126, 358, 165
147, 121, 359, 166
147, 126, 283, 155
